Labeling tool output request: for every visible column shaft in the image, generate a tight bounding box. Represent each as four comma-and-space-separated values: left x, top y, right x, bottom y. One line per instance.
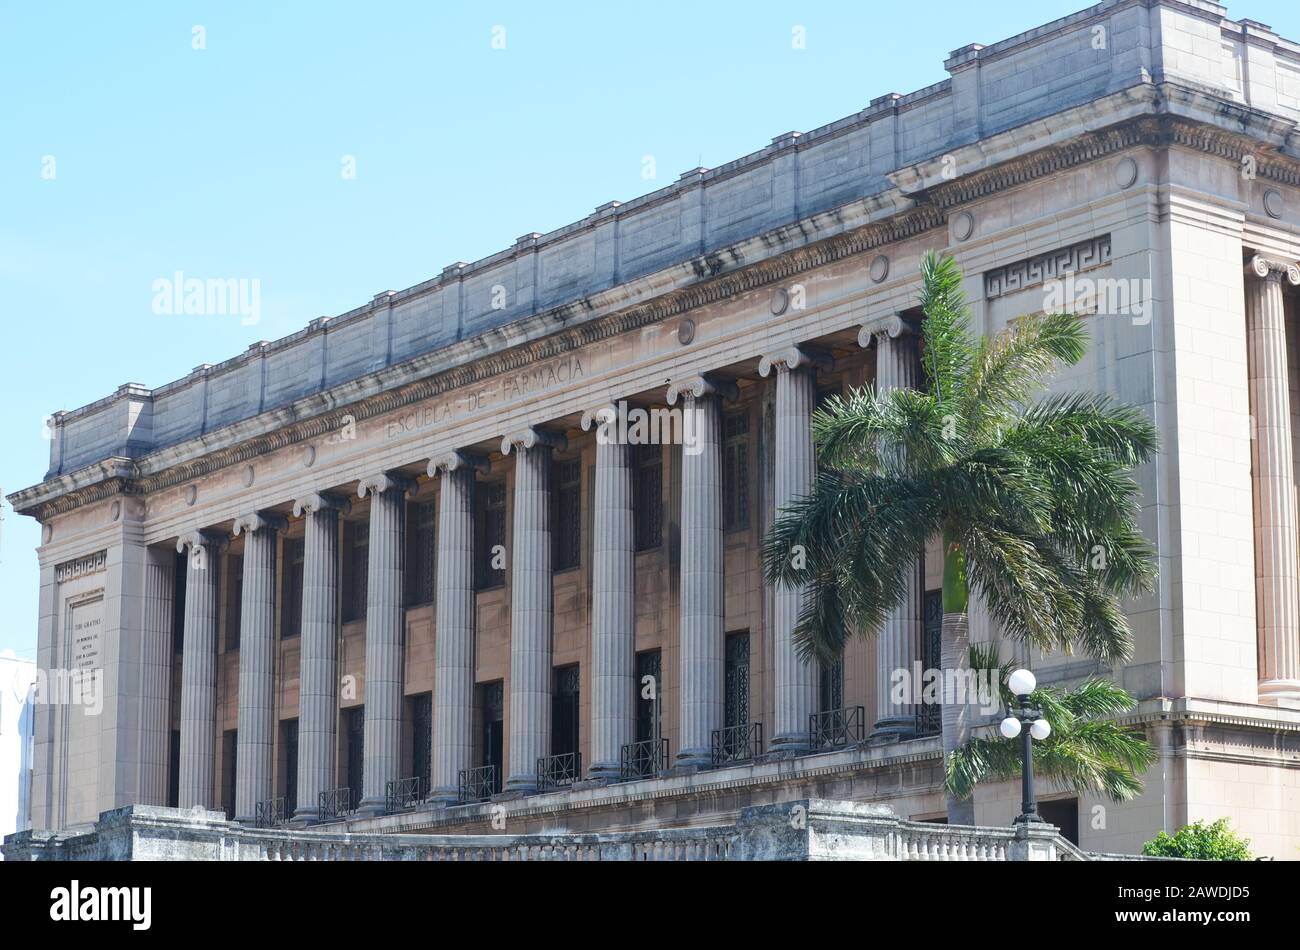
178, 537, 219, 810
234, 520, 277, 820
874, 328, 922, 735
505, 440, 553, 791
295, 500, 342, 820
1247, 259, 1300, 705
676, 393, 724, 767
589, 431, 635, 778
359, 478, 406, 811
138, 548, 174, 805
431, 461, 476, 801
770, 364, 818, 752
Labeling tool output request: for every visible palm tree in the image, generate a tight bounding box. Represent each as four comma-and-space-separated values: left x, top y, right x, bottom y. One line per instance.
946, 643, 1155, 807
762, 251, 1158, 824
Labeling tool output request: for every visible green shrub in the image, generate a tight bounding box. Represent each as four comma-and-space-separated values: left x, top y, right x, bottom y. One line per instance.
1141, 819, 1252, 860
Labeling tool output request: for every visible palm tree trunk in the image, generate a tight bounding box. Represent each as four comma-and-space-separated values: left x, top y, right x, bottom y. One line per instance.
941, 534, 976, 825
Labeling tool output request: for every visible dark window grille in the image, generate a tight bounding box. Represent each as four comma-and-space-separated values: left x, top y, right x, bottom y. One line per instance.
223, 729, 238, 819
724, 631, 750, 729
722, 412, 750, 531
172, 552, 187, 653
282, 719, 299, 815
479, 681, 504, 792
226, 554, 243, 651
552, 664, 580, 759
406, 501, 436, 606
281, 537, 305, 639
917, 590, 943, 736
344, 520, 369, 623
410, 693, 432, 792
346, 706, 364, 800
819, 651, 844, 715
552, 459, 582, 571
635, 650, 662, 743
809, 705, 866, 750
476, 481, 507, 590
633, 443, 663, 550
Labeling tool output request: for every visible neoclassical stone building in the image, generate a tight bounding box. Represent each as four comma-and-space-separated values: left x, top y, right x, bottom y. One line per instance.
11, 0, 1300, 858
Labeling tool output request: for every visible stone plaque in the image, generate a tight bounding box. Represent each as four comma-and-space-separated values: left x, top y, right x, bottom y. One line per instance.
70, 596, 104, 671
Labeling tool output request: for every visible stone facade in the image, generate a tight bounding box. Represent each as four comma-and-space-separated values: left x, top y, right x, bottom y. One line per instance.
9, 0, 1300, 859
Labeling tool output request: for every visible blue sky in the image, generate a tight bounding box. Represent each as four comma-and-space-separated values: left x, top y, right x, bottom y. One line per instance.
2, 0, 1297, 659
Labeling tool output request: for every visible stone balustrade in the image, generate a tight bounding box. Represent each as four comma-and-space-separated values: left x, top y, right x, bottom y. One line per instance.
3, 799, 1163, 862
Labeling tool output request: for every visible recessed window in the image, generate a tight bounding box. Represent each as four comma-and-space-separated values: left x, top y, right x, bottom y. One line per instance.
634, 444, 663, 551
552, 458, 582, 571
476, 481, 507, 590
722, 411, 750, 532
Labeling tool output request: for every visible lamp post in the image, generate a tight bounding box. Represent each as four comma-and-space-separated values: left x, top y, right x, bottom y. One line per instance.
1000, 668, 1052, 825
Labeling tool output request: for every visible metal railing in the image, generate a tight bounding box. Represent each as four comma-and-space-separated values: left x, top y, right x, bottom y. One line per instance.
809, 705, 866, 750
385, 777, 424, 813
620, 737, 669, 781
536, 752, 582, 791
254, 797, 287, 828
457, 765, 498, 804
317, 787, 353, 822
711, 722, 763, 766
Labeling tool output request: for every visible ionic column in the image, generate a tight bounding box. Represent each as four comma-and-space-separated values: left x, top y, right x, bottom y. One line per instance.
428, 452, 487, 803
860, 315, 923, 736
760, 347, 830, 754
291, 492, 349, 821
582, 405, 636, 780
231, 512, 284, 821
356, 472, 412, 813
139, 546, 175, 805
176, 530, 223, 811
667, 374, 737, 768
1246, 255, 1300, 706
502, 428, 567, 793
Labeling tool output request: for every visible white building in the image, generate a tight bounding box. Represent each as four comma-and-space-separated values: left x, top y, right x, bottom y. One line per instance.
0, 652, 36, 856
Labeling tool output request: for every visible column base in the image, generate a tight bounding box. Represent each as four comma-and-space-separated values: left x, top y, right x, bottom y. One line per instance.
870, 717, 916, 741
496, 783, 535, 799
1259, 679, 1300, 708
585, 764, 623, 784
355, 797, 388, 817
673, 749, 711, 771
426, 787, 460, 807
767, 734, 813, 758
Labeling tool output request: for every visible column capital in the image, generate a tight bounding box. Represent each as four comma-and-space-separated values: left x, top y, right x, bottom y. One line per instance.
427, 450, 489, 477
580, 403, 619, 432
857, 313, 920, 349
666, 373, 739, 405
501, 427, 567, 456
758, 344, 834, 377
291, 491, 351, 518
175, 529, 227, 555
357, 471, 415, 499
1247, 254, 1300, 285
231, 511, 288, 537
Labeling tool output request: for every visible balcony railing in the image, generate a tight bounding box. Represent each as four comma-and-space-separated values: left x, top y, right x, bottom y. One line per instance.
620, 737, 669, 781
385, 777, 424, 813
254, 797, 287, 828
916, 701, 941, 737
457, 765, 497, 804
711, 722, 763, 766
536, 752, 582, 791
809, 705, 866, 751
317, 787, 353, 823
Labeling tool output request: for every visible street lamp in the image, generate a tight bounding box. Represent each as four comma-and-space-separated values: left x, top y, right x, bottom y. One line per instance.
1000, 668, 1052, 825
